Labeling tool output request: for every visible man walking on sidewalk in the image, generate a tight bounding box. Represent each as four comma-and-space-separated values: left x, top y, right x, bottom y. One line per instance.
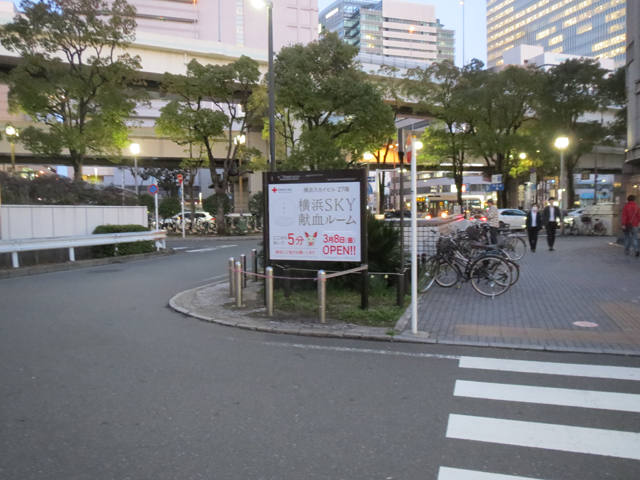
486, 198, 499, 245
621, 194, 640, 256
526, 203, 542, 252
542, 198, 560, 251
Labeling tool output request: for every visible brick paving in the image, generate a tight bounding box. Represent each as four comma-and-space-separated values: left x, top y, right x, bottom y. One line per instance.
417, 235, 640, 354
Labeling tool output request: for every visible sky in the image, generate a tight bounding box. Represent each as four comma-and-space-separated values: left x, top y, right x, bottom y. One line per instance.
318, 0, 488, 67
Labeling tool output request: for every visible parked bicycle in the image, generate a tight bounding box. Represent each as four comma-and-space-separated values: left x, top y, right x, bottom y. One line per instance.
569, 215, 606, 236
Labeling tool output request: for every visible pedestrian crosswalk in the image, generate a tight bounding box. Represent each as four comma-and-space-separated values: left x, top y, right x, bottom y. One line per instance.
438, 356, 640, 479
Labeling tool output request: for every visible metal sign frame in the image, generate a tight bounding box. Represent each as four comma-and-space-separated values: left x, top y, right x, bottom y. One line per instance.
263, 169, 368, 268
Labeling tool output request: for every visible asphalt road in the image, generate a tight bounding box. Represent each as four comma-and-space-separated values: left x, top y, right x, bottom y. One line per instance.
1, 238, 639, 480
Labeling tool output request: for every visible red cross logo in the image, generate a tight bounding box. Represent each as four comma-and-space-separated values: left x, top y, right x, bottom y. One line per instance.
272, 187, 278, 193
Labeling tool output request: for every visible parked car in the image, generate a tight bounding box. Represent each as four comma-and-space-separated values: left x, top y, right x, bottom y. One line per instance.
498, 209, 527, 230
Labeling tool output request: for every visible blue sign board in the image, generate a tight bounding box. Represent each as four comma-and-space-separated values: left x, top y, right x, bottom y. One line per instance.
488, 183, 504, 192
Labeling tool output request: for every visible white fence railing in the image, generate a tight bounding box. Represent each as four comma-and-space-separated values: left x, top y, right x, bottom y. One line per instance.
0, 205, 148, 240
0, 230, 167, 268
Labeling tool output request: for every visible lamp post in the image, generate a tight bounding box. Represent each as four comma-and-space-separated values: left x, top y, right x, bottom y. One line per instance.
234, 134, 246, 213
252, 0, 276, 172
555, 136, 569, 235
5, 125, 18, 174
410, 136, 423, 335
130, 143, 140, 196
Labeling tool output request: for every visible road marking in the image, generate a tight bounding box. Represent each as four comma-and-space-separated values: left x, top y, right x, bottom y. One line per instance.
446, 414, 640, 460
438, 467, 549, 480
454, 380, 640, 413
261, 341, 460, 360
172, 247, 189, 250
459, 356, 640, 381
186, 245, 237, 253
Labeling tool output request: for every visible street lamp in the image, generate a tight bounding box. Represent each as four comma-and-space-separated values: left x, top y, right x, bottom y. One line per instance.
410, 136, 423, 336
555, 136, 569, 234
5, 125, 18, 174
519, 152, 527, 160
363, 152, 374, 161
252, 0, 276, 172
130, 143, 140, 195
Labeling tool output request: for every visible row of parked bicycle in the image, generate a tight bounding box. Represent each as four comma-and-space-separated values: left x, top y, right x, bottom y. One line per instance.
419, 222, 526, 298
151, 212, 262, 235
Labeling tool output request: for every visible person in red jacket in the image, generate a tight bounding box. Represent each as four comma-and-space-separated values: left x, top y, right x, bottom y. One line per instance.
621, 195, 640, 256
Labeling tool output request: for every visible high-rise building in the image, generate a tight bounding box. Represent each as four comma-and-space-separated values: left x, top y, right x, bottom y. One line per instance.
487, 0, 626, 69
130, 0, 318, 53
319, 0, 454, 67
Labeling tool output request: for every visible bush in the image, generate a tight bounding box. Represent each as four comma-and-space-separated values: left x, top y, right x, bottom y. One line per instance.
202, 193, 231, 217
91, 224, 155, 258
138, 193, 155, 214
159, 196, 181, 218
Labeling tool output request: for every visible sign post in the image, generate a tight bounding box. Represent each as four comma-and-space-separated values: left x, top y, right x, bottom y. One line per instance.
177, 174, 185, 238
148, 182, 159, 230
410, 137, 418, 335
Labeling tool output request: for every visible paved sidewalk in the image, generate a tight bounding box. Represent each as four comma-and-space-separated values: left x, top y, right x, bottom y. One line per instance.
417, 236, 640, 354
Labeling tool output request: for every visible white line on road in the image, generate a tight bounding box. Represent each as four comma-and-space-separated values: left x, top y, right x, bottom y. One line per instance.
186, 245, 237, 253
459, 356, 640, 381
172, 247, 189, 250
454, 380, 640, 413
446, 414, 640, 460
438, 467, 551, 480
261, 341, 460, 360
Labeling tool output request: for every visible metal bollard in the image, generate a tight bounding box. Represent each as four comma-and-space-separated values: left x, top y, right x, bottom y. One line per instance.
318, 270, 326, 324
235, 261, 243, 307
229, 257, 235, 297
240, 254, 247, 288
251, 249, 258, 282
266, 267, 274, 317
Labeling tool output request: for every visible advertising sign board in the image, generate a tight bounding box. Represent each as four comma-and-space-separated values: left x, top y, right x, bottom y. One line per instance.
265, 170, 366, 263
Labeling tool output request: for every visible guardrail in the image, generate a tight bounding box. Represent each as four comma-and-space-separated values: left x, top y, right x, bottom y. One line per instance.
0, 230, 167, 268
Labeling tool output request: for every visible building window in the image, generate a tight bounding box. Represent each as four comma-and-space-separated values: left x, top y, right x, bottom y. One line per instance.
577, 24, 592, 35
549, 35, 563, 46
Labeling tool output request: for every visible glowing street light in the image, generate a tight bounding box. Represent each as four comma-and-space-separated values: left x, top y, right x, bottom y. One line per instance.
363, 152, 374, 161
5, 125, 18, 174
519, 152, 527, 160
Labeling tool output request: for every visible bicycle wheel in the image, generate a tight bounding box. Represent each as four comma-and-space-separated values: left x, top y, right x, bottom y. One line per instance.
418, 256, 439, 292
470, 256, 511, 297
435, 258, 458, 287
504, 236, 526, 260
594, 222, 607, 236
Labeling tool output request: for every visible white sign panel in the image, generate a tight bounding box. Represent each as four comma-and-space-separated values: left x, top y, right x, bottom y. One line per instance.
491, 174, 503, 184
269, 182, 361, 262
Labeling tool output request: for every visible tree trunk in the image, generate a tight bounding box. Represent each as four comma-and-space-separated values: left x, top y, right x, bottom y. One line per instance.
378, 171, 386, 213
216, 191, 227, 236
70, 152, 83, 182
188, 168, 196, 218
566, 161, 576, 212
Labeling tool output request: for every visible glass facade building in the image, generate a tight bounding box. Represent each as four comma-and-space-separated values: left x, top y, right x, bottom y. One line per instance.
487, 0, 626, 68
320, 0, 454, 66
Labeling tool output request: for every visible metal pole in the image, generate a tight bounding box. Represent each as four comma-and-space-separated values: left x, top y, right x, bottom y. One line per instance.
181, 180, 185, 238
411, 139, 418, 335
593, 153, 598, 206
153, 177, 159, 230
235, 261, 242, 307
229, 257, 235, 297
240, 254, 247, 288
397, 128, 405, 307
10, 141, 15, 174
560, 150, 565, 235
268, 4, 276, 172
134, 155, 139, 196
266, 266, 274, 316
121, 168, 125, 205
251, 248, 258, 282
318, 270, 326, 324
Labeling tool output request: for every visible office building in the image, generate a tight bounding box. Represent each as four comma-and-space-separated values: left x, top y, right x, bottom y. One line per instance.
319, 0, 454, 67
487, 0, 626, 69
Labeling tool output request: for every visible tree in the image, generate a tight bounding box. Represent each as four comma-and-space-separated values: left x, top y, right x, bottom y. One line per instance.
408, 60, 481, 205
157, 57, 260, 235
139, 167, 182, 198
467, 65, 543, 207
274, 33, 395, 170
537, 59, 609, 208
0, 0, 146, 181
601, 66, 627, 142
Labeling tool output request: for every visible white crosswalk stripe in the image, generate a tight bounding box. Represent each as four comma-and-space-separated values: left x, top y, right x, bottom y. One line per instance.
454, 380, 640, 413
440, 356, 640, 479
446, 414, 640, 460
458, 356, 640, 381
438, 467, 552, 480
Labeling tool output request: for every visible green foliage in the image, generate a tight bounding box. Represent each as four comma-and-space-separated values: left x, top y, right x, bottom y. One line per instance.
202, 194, 231, 217
601, 66, 626, 141
0, 171, 137, 205
138, 167, 182, 198
91, 224, 154, 257
158, 196, 181, 218
157, 56, 260, 234
366, 213, 401, 276
138, 193, 155, 213
0, 0, 146, 181
274, 33, 395, 170
248, 191, 264, 217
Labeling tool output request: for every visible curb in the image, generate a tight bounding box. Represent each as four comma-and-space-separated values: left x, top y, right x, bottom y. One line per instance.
0, 249, 175, 280
168, 283, 640, 356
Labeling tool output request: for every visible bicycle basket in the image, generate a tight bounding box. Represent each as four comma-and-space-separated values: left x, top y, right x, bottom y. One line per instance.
581, 215, 592, 223
465, 225, 482, 241
437, 237, 456, 254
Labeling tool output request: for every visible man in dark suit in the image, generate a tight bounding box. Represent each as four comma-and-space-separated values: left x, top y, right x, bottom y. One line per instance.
542, 197, 560, 251
525, 203, 543, 252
